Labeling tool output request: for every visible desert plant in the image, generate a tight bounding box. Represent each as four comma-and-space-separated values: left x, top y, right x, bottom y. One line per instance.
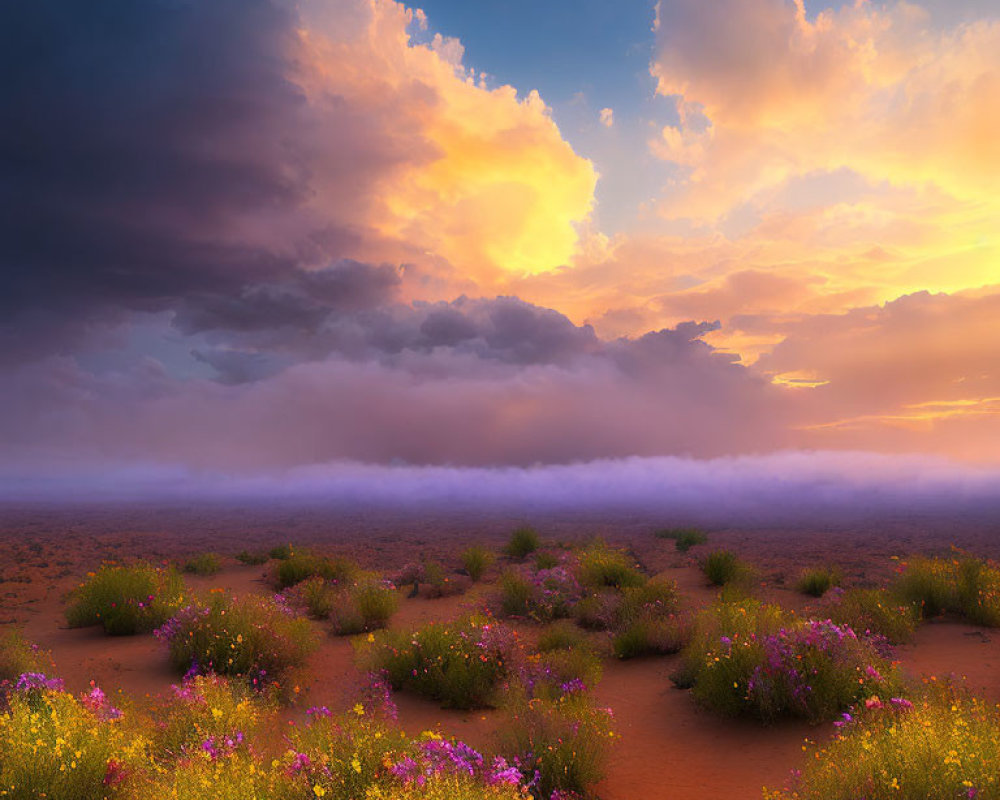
421, 559, 462, 598
268, 543, 294, 560
331, 573, 400, 635
504, 527, 541, 559
235, 549, 269, 566
656, 527, 708, 552
0, 685, 146, 800
360, 616, 517, 709
702, 549, 752, 587
497, 567, 582, 622
795, 565, 842, 597
576, 542, 645, 590
826, 587, 920, 644
284, 575, 338, 619
891, 554, 1000, 626
183, 552, 222, 576
65, 561, 186, 635
498, 692, 615, 798
461, 545, 495, 582
274, 551, 356, 589
533, 550, 561, 570
134, 751, 282, 799
0, 629, 52, 691
763, 684, 1000, 800
155, 592, 318, 689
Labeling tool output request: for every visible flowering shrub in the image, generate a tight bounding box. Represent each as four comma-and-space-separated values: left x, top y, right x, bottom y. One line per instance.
334, 574, 401, 635
825, 587, 919, 644
522, 626, 603, 701
152, 675, 262, 761
155, 593, 318, 689
361, 616, 518, 709
274, 551, 357, 589
134, 751, 282, 799
679, 601, 900, 722
497, 567, 583, 622
498, 692, 616, 799
235, 549, 269, 566
764, 683, 1000, 799
702, 550, 753, 587
894, 554, 1000, 626
66, 561, 186, 635
0, 682, 144, 799
183, 552, 222, 576
284, 576, 338, 620
795, 566, 842, 597
0, 630, 52, 696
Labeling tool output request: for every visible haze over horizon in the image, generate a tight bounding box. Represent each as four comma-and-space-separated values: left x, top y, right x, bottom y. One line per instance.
3, 0, 999, 509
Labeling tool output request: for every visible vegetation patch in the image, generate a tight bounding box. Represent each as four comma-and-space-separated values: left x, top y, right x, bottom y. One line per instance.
65, 561, 186, 635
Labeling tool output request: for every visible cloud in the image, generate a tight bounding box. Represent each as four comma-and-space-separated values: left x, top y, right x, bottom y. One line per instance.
599, 107, 614, 127
0, 0, 596, 359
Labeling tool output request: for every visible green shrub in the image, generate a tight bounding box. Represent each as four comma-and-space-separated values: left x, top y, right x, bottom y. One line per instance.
65, 561, 186, 635
656, 527, 708, 552
360, 616, 516, 709
612, 615, 690, 659
421, 560, 462, 598
504, 527, 541, 559
498, 692, 615, 798
285, 575, 338, 619
183, 552, 222, 576
268, 543, 294, 561
235, 549, 269, 566
533, 551, 561, 570
795, 566, 842, 597
156, 593, 318, 688
331, 574, 400, 635
679, 600, 900, 722
0, 629, 51, 689
702, 549, 752, 587
461, 546, 495, 582
827, 587, 919, 644
496, 567, 581, 622
536, 620, 591, 653
764, 685, 1000, 800
274, 551, 356, 589
892, 554, 1000, 626
576, 542, 645, 590
0, 686, 148, 799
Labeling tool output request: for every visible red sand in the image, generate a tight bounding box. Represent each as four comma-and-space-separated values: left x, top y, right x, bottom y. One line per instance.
2, 503, 1000, 799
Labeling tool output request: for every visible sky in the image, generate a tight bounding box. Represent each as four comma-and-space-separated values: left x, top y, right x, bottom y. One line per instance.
2, 0, 999, 508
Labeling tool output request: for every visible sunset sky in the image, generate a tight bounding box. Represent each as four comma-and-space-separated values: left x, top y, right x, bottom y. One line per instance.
2, 0, 999, 501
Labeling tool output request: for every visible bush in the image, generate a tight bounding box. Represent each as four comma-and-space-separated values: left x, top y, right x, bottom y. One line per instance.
892, 554, 1000, 626
274, 551, 356, 589
153, 674, 262, 761
656, 527, 708, 552
795, 566, 842, 597
361, 616, 517, 709
533, 551, 561, 570
498, 692, 615, 798
0, 685, 146, 799
536, 620, 591, 653
135, 751, 282, 799
497, 567, 582, 622
504, 527, 541, 559
421, 560, 462, 598
612, 615, 690, 659
284, 575, 338, 619
155, 592, 318, 689
572, 577, 684, 658
66, 561, 186, 635
826, 587, 919, 644
764, 684, 1000, 800
702, 549, 752, 587
461, 546, 495, 582
679, 600, 900, 722
183, 552, 222, 576
576, 542, 645, 590
235, 549, 269, 566
331, 574, 400, 635
0, 629, 51, 691
268, 543, 294, 560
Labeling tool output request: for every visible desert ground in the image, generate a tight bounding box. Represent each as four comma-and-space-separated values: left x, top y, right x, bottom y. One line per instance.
2, 502, 1000, 799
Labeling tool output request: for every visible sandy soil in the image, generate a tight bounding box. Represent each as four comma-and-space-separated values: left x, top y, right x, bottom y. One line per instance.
2, 502, 1000, 799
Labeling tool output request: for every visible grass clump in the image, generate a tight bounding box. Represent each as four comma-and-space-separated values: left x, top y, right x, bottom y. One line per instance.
274, 551, 357, 589
826, 587, 920, 644
182, 552, 222, 576
504, 526, 541, 559
268, 543, 294, 560
0, 684, 147, 799
533, 550, 561, 570
893, 554, 1000, 626
330, 573, 400, 635
498, 692, 615, 799
702, 549, 753, 587
360, 616, 517, 709
461, 545, 495, 582
155, 592, 318, 689
0, 629, 52, 691
795, 565, 842, 597
656, 527, 708, 552
421, 559, 462, 598
576, 542, 645, 590
235, 549, 269, 566
65, 561, 186, 635
678, 599, 900, 722
764, 684, 1000, 800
